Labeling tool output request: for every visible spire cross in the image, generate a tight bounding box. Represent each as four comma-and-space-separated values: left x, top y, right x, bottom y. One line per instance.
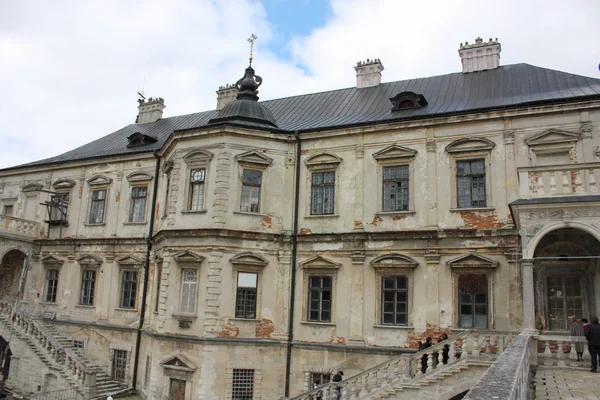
247, 33, 258, 65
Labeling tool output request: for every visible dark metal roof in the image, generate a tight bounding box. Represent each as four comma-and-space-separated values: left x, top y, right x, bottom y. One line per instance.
7, 63, 600, 170
208, 99, 278, 127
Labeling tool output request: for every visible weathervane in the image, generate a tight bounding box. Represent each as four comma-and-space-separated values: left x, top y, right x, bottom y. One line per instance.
248, 33, 258, 65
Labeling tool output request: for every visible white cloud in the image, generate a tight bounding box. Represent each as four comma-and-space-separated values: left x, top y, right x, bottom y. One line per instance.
1, 0, 599, 169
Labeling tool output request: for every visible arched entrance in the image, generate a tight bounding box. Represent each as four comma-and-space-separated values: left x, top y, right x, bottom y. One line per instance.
0, 250, 26, 301
533, 228, 600, 331
0, 336, 12, 382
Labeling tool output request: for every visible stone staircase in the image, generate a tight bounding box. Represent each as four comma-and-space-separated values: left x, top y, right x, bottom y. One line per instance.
291, 330, 517, 400
0, 303, 127, 398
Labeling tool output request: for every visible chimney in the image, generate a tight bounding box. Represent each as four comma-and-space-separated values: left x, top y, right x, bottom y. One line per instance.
216, 83, 238, 110
137, 97, 165, 123
354, 59, 384, 89
459, 37, 501, 73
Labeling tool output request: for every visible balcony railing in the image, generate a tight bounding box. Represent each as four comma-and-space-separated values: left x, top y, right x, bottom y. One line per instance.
0, 215, 42, 239
518, 162, 600, 198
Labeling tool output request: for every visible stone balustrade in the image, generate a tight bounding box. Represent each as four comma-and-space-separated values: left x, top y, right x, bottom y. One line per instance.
536, 334, 590, 367
518, 162, 600, 198
0, 214, 42, 239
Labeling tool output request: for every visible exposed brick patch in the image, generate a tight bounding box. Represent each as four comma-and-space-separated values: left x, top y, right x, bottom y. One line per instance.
115, 191, 120, 203
218, 321, 239, 338
354, 220, 362, 228
392, 215, 406, 221
407, 324, 451, 349
78, 185, 84, 199
459, 211, 505, 229
370, 215, 383, 226
299, 228, 312, 235
330, 336, 345, 345
261, 215, 272, 229
255, 318, 274, 339
301, 149, 309, 155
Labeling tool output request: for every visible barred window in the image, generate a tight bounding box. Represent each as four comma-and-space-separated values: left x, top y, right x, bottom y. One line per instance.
381, 276, 408, 325
44, 269, 59, 303
382, 166, 409, 211
180, 269, 197, 313
240, 169, 262, 213
188, 168, 205, 211
235, 272, 257, 319
232, 369, 254, 400
120, 271, 138, 309
89, 189, 107, 224
457, 159, 486, 208
308, 276, 332, 322
80, 270, 96, 306
129, 187, 147, 222
311, 171, 335, 215
310, 372, 331, 388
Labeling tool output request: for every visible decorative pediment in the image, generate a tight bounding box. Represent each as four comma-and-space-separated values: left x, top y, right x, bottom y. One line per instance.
173, 250, 205, 265
525, 129, 580, 147
160, 354, 196, 373
445, 138, 495, 153
183, 149, 214, 164
22, 183, 43, 193
52, 179, 76, 190
76, 254, 102, 267
230, 252, 268, 267
371, 254, 419, 269
235, 150, 273, 166
373, 145, 417, 161
446, 252, 498, 269
116, 255, 144, 266
126, 172, 153, 183
304, 153, 342, 167
42, 255, 64, 266
87, 175, 112, 186
300, 255, 341, 270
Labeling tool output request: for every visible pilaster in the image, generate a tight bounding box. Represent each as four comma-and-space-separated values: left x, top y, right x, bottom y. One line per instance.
347, 250, 365, 345
353, 144, 365, 231
272, 249, 291, 340
213, 149, 232, 228
426, 130, 438, 227
521, 259, 536, 332
204, 247, 225, 336
503, 127, 517, 205
424, 250, 440, 328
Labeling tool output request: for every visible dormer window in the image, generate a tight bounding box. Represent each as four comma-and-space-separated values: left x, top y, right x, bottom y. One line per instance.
390, 91, 428, 111
127, 132, 158, 148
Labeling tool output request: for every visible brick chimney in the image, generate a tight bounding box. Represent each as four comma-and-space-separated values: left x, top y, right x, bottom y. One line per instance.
216, 83, 238, 110
137, 97, 165, 124
459, 37, 501, 73
354, 59, 384, 88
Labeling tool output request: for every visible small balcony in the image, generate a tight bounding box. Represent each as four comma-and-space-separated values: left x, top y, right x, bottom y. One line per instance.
517, 162, 600, 199
0, 215, 43, 240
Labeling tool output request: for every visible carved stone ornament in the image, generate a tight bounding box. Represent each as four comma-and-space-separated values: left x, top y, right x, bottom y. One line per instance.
581, 124, 593, 138
372, 144, 417, 160
426, 138, 436, 153
503, 130, 515, 144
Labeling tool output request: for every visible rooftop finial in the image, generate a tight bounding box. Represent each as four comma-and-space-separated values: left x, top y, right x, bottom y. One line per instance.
247, 33, 258, 66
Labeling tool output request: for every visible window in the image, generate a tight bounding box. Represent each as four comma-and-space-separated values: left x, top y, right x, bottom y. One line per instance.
240, 169, 262, 213
72, 340, 84, 349
3, 205, 13, 217
457, 159, 486, 208
163, 175, 171, 217
80, 270, 96, 306
382, 166, 409, 212
381, 276, 408, 325
188, 168, 205, 211
232, 369, 254, 400
154, 261, 162, 313
49, 193, 69, 222
235, 272, 257, 319
89, 189, 107, 223
129, 187, 147, 222
179, 269, 197, 313
111, 350, 127, 382
120, 271, 138, 309
547, 276, 583, 330
311, 171, 335, 215
310, 372, 331, 388
308, 276, 332, 322
458, 274, 488, 329
44, 269, 59, 303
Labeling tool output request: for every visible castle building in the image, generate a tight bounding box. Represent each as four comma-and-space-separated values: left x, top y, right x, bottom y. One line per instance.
1, 37, 600, 399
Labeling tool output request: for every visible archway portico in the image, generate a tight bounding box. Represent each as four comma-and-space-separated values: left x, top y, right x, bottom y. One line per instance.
0, 249, 26, 301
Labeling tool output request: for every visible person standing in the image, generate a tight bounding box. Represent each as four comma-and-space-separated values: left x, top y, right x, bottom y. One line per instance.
419, 337, 433, 373
584, 316, 600, 372
332, 370, 343, 399
569, 316, 585, 361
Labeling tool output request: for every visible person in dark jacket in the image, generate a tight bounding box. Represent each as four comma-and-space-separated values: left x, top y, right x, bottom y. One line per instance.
419, 337, 433, 373
332, 370, 343, 399
584, 316, 600, 372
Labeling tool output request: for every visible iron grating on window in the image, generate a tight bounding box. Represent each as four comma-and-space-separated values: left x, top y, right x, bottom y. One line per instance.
232, 368, 255, 399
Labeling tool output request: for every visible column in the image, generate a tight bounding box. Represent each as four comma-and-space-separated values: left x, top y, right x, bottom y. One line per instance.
521, 259, 536, 332
347, 251, 365, 345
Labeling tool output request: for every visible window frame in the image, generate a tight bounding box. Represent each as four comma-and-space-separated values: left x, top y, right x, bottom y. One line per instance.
300, 255, 340, 325
456, 158, 487, 209
230, 253, 267, 320
239, 168, 264, 214
456, 273, 490, 329
128, 186, 148, 223
179, 268, 199, 314
307, 275, 333, 322
235, 271, 258, 319
187, 168, 206, 211
88, 188, 108, 224
80, 269, 97, 306
76, 256, 101, 307
310, 170, 336, 216
119, 269, 138, 309
182, 149, 213, 213
44, 268, 59, 303
173, 251, 205, 317
304, 153, 342, 218
381, 164, 410, 212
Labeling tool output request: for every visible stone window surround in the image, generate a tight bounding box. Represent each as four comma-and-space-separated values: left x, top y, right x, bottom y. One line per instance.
304, 153, 343, 218
125, 172, 153, 224
234, 150, 273, 216
85, 175, 112, 226
76, 255, 102, 307
230, 252, 268, 321
41, 256, 64, 304
300, 255, 341, 325
525, 128, 580, 167
372, 144, 418, 214
116, 257, 143, 311
225, 361, 262, 400
303, 366, 336, 392
182, 149, 213, 213
108, 343, 132, 384
160, 354, 197, 400
172, 251, 205, 318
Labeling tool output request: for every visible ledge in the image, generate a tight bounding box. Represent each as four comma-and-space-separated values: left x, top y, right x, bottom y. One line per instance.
233, 211, 267, 217
74, 304, 96, 309
115, 307, 137, 312
172, 313, 198, 319
181, 210, 207, 214
449, 207, 495, 213
376, 211, 416, 217
373, 325, 415, 330
83, 223, 106, 227
304, 214, 340, 219
123, 222, 148, 226
300, 321, 336, 327
230, 318, 260, 323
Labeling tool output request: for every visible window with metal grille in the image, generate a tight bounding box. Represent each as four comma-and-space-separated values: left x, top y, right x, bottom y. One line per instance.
458, 274, 488, 329
382, 166, 409, 211
179, 269, 197, 313
381, 276, 408, 325
235, 272, 257, 319
49, 193, 69, 222
308, 276, 332, 322
154, 261, 162, 313
457, 159, 486, 208
163, 174, 171, 217
188, 168, 205, 211
240, 169, 262, 213
232, 369, 254, 399
112, 349, 127, 382
44, 269, 58, 303
72, 340, 84, 349
310, 372, 331, 388
120, 271, 137, 309
89, 189, 107, 224
311, 171, 335, 215
129, 187, 147, 222
547, 276, 584, 330
80, 270, 96, 306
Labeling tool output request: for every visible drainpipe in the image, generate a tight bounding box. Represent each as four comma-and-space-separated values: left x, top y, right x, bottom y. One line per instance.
132, 151, 160, 389
284, 131, 301, 397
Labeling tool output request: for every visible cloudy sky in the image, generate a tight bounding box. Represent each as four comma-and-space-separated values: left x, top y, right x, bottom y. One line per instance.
1, 0, 599, 169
